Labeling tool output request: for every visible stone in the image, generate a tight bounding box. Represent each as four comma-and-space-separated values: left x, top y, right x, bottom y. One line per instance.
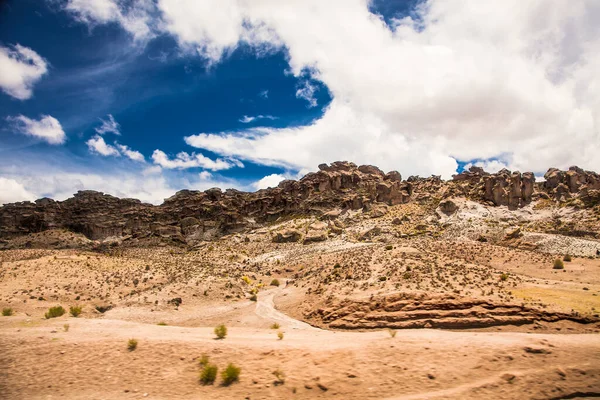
303, 230, 328, 244
438, 199, 458, 214
273, 229, 302, 243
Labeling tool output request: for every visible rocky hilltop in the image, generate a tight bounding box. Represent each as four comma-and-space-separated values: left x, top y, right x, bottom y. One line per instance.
1, 162, 599, 246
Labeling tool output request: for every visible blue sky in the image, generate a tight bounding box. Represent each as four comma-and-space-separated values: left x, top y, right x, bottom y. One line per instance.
1, 0, 599, 204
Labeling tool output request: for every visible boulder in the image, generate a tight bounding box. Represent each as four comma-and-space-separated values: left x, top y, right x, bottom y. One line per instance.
273, 229, 302, 243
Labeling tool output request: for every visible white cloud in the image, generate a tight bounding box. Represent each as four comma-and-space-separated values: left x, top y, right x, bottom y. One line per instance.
198, 170, 213, 180
0, 44, 48, 100
95, 114, 121, 135
54, 0, 600, 177
166, 0, 600, 176
252, 173, 286, 190
0, 177, 36, 205
295, 79, 318, 108
8, 115, 66, 145
239, 115, 277, 123
116, 144, 145, 162
151, 149, 241, 171
86, 135, 120, 156
64, 0, 155, 41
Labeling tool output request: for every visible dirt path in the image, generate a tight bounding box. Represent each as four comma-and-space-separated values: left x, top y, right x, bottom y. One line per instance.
255, 286, 317, 330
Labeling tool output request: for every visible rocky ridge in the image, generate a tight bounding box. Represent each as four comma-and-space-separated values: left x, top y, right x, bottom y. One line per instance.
1, 162, 599, 245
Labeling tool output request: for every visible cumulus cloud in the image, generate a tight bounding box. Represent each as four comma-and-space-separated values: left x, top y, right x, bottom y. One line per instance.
0, 44, 48, 100
95, 114, 121, 135
151, 149, 241, 171
251, 173, 286, 190
86, 135, 120, 156
8, 115, 66, 145
174, 0, 600, 176
0, 177, 36, 205
86, 136, 145, 162
239, 115, 277, 123
116, 144, 145, 162
54, 0, 600, 177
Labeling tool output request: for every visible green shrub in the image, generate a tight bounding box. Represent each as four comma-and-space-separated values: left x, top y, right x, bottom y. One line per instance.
45, 306, 65, 319
214, 324, 227, 339
270, 322, 280, 329
500, 273, 509, 281
2, 307, 13, 316
553, 259, 565, 269
385, 245, 393, 251
127, 338, 138, 351
199, 363, 218, 385
277, 331, 284, 340
221, 363, 241, 386
563, 254, 572, 262
157, 322, 167, 326
69, 305, 82, 317
270, 279, 280, 287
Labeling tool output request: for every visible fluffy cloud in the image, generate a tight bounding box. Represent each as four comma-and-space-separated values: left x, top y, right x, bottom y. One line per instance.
0, 177, 36, 205
87, 135, 145, 162
251, 173, 286, 190
87, 135, 120, 156
8, 115, 66, 145
151, 149, 241, 171
95, 114, 121, 135
176, 0, 600, 176
116, 144, 145, 162
0, 44, 48, 100
53, 0, 600, 177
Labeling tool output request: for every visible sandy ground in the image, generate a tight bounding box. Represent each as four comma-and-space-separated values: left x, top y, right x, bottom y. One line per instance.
1, 285, 600, 400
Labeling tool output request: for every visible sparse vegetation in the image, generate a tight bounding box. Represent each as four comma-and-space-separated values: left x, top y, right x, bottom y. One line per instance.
388, 328, 397, 338
45, 305, 66, 319
214, 324, 227, 339
270, 322, 280, 329
198, 354, 210, 367
500, 273, 509, 281
127, 338, 138, 351
157, 322, 167, 326
270, 279, 280, 287
273, 369, 285, 385
277, 331, 284, 340
2, 307, 13, 316
563, 254, 572, 262
221, 363, 241, 386
385, 244, 393, 251
63, 324, 70, 332
553, 258, 565, 269
69, 305, 82, 317
200, 363, 218, 385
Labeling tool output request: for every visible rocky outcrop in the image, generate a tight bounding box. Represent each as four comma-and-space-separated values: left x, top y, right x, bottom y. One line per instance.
1, 162, 599, 245
306, 292, 598, 330
544, 166, 600, 200
0, 162, 410, 243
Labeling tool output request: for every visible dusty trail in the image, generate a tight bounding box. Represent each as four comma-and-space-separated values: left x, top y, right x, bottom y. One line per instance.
255, 283, 318, 330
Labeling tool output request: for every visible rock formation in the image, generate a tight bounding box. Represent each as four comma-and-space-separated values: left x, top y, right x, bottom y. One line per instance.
1, 162, 598, 244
